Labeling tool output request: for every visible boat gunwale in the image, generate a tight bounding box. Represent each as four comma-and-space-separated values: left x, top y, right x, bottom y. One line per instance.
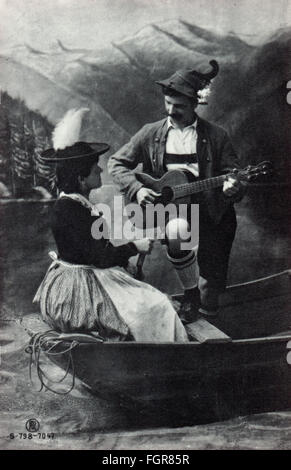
19, 317, 291, 347
58, 333, 291, 347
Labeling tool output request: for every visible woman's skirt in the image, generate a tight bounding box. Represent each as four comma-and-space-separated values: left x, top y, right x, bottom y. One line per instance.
33, 253, 189, 342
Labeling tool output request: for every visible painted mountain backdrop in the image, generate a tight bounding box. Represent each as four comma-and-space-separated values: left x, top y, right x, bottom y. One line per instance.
0, 20, 290, 315
0, 20, 290, 198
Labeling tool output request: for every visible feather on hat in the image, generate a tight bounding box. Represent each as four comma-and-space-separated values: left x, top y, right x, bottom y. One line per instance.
41, 107, 110, 162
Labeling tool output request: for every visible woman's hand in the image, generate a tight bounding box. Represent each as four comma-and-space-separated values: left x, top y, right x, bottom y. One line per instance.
133, 238, 154, 254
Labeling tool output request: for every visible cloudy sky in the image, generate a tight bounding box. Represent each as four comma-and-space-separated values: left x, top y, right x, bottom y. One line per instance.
0, 0, 290, 50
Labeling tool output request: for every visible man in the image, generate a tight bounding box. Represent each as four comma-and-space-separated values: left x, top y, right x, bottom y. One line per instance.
108, 60, 245, 321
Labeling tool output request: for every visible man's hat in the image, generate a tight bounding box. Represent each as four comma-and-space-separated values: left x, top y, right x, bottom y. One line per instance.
156, 60, 219, 101
40, 108, 110, 162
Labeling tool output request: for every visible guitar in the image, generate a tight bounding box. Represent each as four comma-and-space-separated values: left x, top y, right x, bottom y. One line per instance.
126, 161, 273, 229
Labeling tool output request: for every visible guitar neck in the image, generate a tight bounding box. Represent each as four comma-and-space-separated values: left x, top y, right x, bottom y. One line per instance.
174, 174, 228, 198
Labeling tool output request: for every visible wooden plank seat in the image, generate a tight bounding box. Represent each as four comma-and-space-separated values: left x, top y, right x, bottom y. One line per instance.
185, 317, 232, 343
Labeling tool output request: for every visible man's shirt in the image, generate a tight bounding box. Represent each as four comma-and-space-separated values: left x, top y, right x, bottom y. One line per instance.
166, 117, 199, 177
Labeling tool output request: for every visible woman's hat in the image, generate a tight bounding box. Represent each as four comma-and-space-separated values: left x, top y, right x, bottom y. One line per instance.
156, 59, 219, 100
41, 141, 110, 162
40, 108, 110, 162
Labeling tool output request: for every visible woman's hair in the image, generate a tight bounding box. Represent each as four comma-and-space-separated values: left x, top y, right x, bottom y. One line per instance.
56, 155, 98, 193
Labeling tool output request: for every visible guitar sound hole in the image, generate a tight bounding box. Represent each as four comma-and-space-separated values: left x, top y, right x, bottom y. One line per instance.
161, 186, 174, 203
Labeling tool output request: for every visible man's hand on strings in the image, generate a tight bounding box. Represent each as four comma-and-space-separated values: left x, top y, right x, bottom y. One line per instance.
136, 187, 161, 206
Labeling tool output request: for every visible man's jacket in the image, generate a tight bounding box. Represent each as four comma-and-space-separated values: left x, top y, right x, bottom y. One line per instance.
108, 117, 244, 224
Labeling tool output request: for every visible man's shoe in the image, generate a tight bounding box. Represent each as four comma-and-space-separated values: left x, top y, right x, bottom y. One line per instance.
178, 299, 198, 324
184, 287, 200, 307
172, 287, 201, 324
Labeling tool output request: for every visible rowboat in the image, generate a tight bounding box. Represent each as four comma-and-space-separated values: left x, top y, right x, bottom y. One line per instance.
20, 269, 291, 423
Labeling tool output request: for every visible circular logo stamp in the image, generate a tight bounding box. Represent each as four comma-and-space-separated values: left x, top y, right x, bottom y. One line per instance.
25, 419, 40, 432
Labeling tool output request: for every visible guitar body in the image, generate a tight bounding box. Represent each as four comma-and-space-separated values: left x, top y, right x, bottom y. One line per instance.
125, 170, 195, 230
136, 170, 194, 206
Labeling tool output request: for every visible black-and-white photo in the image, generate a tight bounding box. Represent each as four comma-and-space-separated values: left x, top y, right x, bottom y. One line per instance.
0, 0, 290, 452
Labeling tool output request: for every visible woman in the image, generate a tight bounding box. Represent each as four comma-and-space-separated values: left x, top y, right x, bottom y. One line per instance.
34, 108, 188, 342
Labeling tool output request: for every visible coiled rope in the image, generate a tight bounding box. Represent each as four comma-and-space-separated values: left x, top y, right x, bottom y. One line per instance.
25, 331, 79, 395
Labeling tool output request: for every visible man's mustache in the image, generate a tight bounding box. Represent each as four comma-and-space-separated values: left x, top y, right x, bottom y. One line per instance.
162, 112, 182, 120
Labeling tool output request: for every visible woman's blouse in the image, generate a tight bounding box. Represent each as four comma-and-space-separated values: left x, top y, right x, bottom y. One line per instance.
51, 196, 138, 268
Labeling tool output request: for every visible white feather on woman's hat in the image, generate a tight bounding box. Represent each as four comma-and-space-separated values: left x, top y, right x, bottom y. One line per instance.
40, 107, 110, 162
